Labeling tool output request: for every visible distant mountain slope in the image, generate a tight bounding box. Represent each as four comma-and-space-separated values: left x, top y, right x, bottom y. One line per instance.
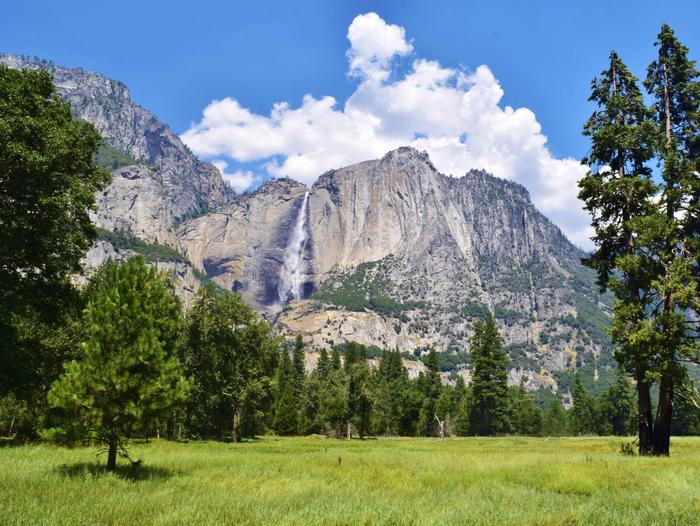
0, 54, 230, 234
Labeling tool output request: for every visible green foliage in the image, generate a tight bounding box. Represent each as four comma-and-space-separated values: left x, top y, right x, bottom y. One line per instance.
469, 315, 510, 435
508, 382, 543, 436
96, 228, 185, 263
0, 63, 110, 309
417, 349, 442, 436
0, 394, 33, 440
599, 369, 636, 436
493, 304, 524, 325
541, 400, 570, 436
47, 257, 188, 469
273, 351, 298, 436
93, 142, 138, 170
312, 260, 423, 320
180, 285, 278, 441
571, 373, 596, 435
0, 63, 110, 411
581, 25, 700, 454
462, 301, 490, 320
318, 370, 349, 438
505, 343, 539, 370
572, 294, 611, 350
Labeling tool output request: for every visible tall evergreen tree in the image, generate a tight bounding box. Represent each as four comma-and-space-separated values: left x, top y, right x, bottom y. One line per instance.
317, 348, 330, 379
372, 349, 408, 436
509, 381, 542, 436
602, 368, 636, 436
273, 350, 298, 435
468, 315, 510, 435
418, 348, 442, 436
292, 335, 305, 394
571, 373, 595, 435
642, 24, 700, 455
330, 347, 342, 370
542, 399, 570, 437
319, 368, 349, 438
579, 49, 658, 452
48, 257, 188, 470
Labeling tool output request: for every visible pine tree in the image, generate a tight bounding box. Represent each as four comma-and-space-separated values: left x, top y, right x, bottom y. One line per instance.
317, 348, 330, 379
571, 373, 595, 435
298, 372, 323, 434
319, 369, 349, 438
509, 382, 542, 436
418, 348, 441, 436
372, 349, 407, 436
273, 350, 298, 435
542, 400, 569, 437
292, 335, 305, 393
603, 369, 636, 436
468, 315, 510, 435
48, 257, 188, 470
642, 24, 700, 455
579, 50, 657, 453
453, 389, 471, 436
330, 347, 342, 370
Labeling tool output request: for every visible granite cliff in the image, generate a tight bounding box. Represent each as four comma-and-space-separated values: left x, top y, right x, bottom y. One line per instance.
179, 147, 612, 397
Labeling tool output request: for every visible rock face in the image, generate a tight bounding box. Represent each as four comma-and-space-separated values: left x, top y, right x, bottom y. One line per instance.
179, 147, 613, 393
178, 178, 309, 308
80, 240, 201, 308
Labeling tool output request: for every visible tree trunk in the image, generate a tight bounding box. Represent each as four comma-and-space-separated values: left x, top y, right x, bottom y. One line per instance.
637, 380, 654, 455
653, 374, 673, 456
166, 415, 175, 441
231, 406, 241, 443
107, 432, 118, 471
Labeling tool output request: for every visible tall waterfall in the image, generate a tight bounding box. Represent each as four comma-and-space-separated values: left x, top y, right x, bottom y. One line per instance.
277, 191, 309, 305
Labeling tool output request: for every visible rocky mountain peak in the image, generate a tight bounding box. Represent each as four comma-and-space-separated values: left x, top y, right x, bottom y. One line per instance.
1, 53, 230, 225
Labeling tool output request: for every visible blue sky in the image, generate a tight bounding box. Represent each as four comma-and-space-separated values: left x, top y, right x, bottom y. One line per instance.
2, 0, 699, 247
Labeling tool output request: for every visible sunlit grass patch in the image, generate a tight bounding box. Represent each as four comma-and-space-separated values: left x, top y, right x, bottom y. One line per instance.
1, 437, 699, 525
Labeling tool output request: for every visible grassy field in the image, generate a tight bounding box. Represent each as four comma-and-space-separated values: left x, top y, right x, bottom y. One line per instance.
1, 437, 699, 525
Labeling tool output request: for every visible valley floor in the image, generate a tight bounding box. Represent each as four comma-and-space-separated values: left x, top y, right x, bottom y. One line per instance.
1, 436, 699, 525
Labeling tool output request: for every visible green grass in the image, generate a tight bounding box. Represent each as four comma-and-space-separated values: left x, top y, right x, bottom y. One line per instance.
1, 437, 699, 525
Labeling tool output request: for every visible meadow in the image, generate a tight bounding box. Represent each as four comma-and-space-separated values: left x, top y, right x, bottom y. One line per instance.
1, 436, 699, 525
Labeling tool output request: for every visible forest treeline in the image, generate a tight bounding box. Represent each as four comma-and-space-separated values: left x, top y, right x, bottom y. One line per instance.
4, 255, 700, 461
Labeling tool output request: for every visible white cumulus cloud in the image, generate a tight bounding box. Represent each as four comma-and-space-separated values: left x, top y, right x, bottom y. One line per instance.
181, 12, 592, 248
212, 160, 259, 194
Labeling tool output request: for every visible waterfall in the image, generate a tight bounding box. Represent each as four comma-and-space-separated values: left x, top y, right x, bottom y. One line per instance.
277, 191, 309, 305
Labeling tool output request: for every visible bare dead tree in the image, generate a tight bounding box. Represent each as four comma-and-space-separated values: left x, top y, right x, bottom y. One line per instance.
676, 377, 700, 410
434, 414, 445, 441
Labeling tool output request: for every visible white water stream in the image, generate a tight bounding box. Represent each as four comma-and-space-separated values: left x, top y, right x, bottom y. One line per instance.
277, 191, 309, 305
